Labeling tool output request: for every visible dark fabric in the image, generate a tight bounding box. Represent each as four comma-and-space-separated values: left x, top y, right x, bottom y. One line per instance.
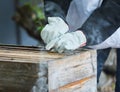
115, 48, 120, 92
43, 1, 120, 91
97, 48, 111, 83
79, 0, 120, 46
44, 0, 72, 21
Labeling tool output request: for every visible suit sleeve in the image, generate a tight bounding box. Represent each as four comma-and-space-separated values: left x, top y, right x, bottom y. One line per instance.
78, 0, 120, 46
44, 0, 72, 21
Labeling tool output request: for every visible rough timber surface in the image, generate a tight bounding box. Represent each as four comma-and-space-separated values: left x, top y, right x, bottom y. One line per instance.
0, 45, 97, 92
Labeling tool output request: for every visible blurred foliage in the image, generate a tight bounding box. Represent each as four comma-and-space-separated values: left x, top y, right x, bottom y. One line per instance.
13, 1, 46, 42
23, 3, 45, 32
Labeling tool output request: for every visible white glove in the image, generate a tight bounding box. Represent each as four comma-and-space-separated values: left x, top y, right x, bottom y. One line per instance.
41, 17, 69, 44
46, 31, 87, 53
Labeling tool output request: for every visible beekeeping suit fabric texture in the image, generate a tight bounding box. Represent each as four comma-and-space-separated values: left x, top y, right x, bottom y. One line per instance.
44, 0, 120, 49
66, 0, 103, 31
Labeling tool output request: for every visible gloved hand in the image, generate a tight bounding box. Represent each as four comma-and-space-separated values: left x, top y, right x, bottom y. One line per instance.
41, 17, 69, 44
46, 31, 87, 53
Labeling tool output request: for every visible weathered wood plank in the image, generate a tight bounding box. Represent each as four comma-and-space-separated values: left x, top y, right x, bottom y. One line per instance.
0, 45, 64, 63
48, 50, 96, 92
0, 61, 39, 92
51, 76, 96, 92
0, 45, 97, 92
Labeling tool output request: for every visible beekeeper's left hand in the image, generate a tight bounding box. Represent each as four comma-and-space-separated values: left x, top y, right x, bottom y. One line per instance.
41, 17, 69, 44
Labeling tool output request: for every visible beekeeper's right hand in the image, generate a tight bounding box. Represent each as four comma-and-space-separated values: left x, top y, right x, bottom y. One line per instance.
41, 17, 69, 44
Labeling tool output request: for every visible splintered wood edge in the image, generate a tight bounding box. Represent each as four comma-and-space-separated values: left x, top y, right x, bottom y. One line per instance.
0, 45, 96, 63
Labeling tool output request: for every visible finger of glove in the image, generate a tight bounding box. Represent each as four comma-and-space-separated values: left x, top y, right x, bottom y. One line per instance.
56, 36, 76, 51
46, 30, 60, 44
57, 42, 76, 53
46, 38, 59, 50
57, 41, 71, 53
41, 31, 48, 43
54, 38, 64, 49
57, 39, 74, 53
57, 45, 65, 53
41, 24, 54, 43
56, 34, 71, 46
41, 24, 49, 39
64, 42, 75, 50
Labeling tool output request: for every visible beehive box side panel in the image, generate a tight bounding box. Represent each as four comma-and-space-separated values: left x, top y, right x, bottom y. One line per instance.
48, 50, 96, 91
0, 45, 97, 92
0, 62, 39, 92
50, 76, 96, 92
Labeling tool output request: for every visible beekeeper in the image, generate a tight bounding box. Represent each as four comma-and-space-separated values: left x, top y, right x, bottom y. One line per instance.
41, 0, 120, 91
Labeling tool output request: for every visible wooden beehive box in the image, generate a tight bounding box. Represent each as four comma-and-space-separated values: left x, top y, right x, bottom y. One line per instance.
0, 45, 97, 92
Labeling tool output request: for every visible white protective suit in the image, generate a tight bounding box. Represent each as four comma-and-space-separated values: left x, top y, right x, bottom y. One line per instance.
66, 0, 120, 49
43, 0, 120, 50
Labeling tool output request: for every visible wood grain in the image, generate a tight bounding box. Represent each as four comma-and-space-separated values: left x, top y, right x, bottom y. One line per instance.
0, 45, 97, 92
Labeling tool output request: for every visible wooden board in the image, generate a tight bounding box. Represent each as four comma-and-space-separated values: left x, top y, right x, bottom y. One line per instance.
48, 48, 96, 92
0, 45, 97, 92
